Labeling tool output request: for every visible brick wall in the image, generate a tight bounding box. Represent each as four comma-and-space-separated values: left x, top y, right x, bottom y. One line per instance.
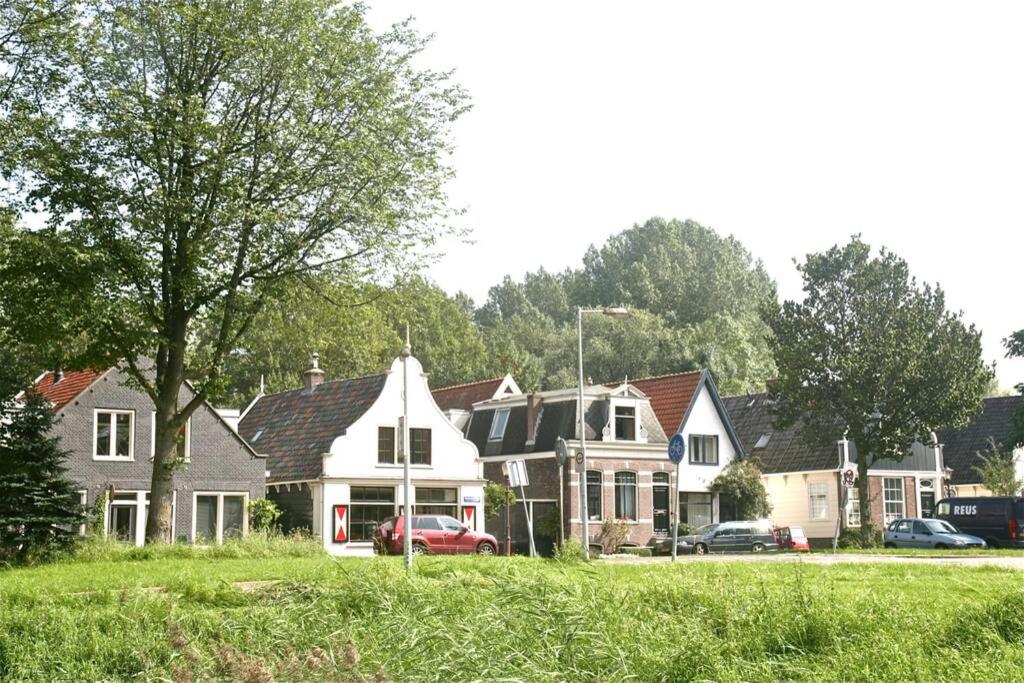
55, 367, 265, 541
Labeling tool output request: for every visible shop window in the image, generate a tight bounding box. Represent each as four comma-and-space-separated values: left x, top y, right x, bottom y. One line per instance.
614, 471, 637, 521
680, 492, 712, 527
349, 486, 395, 541
415, 487, 456, 516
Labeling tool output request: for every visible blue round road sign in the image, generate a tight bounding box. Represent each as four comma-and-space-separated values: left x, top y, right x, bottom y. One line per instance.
668, 433, 685, 465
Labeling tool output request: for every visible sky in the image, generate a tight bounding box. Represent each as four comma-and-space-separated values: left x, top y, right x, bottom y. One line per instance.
367, 1, 1024, 391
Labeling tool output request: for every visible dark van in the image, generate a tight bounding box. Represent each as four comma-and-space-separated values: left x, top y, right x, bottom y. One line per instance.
934, 497, 1024, 549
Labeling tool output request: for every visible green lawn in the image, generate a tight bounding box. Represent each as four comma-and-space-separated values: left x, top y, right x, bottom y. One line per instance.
2, 549, 1022, 681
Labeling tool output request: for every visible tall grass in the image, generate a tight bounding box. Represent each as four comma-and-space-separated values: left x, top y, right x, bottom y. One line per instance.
1, 556, 1021, 681
64, 530, 324, 564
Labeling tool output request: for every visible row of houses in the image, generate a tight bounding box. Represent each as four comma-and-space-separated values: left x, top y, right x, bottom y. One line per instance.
27, 350, 1024, 553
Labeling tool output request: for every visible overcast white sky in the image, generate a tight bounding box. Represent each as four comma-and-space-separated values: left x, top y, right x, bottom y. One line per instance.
367, 1, 1024, 391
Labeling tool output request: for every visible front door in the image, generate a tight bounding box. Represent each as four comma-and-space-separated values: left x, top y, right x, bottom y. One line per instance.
920, 492, 935, 519
110, 505, 135, 542
652, 484, 670, 535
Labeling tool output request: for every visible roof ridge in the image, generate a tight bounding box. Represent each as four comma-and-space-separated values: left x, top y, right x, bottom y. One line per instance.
618, 369, 705, 384
258, 371, 388, 399
431, 376, 504, 393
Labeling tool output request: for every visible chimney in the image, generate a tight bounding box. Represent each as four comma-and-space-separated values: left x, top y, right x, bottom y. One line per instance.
525, 394, 543, 445
53, 367, 63, 384
303, 352, 325, 390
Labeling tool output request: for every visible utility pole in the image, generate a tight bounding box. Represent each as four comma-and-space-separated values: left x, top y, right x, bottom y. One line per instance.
577, 307, 590, 559
402, 325, 412, 569
504, 483, 512, 556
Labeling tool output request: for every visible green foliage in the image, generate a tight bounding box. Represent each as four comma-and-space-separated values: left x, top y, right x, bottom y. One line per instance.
598, 517, 629, 553
65, 530, 322, 564
768, 237, 994, 542
838, 526, 884, 549
972, 439, 1024, 496
1005, 330, 1024, 360
0, 0, 467, 542
247, 499, 283, 534
535, 506, 562, 540
551, 537, 586, 563
2, 556, 1024, 680
709, 460, 772, 520
0, 388, 85, 564
1004, 330, 1024, 448
484, 481, 516, 519
474, 218, 778, 393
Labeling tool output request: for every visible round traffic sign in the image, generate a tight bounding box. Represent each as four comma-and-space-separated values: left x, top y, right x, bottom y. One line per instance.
575, 451, 584, 466
668, 433, 686, 465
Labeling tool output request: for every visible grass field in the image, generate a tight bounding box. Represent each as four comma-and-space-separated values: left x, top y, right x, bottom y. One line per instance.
2, 543, 1023, 681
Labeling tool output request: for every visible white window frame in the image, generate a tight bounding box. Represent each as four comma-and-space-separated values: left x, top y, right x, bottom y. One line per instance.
150, 412, 191, 462
883, 478, 905, 526
192, 491, 249, 544
92, 409, 135, 461
489, 408, 510, 441
613, 471, 638, 522
688, 434, 719, 465
846, 486, 861, 527
612, 403, 638, 441
78, 490, 88, 536
807, 481, 830, 520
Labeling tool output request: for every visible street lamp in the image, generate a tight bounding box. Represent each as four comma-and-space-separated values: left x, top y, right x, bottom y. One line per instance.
577, 306, 629, 560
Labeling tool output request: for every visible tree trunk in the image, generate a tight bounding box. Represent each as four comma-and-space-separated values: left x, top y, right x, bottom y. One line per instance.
146, 412, 178, 544
857, 455, 871, 544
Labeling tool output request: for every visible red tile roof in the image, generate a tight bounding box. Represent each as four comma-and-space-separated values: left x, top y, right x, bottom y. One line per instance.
626, 371, 704, 436
31, 369, 105, 410
431, 377, 506, 412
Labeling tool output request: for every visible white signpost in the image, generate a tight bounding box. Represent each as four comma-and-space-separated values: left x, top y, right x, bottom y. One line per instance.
507, 459, 537, 557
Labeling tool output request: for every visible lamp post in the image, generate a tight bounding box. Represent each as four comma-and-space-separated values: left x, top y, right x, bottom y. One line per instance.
401, 325, 412, 569
577, 306, 629, 560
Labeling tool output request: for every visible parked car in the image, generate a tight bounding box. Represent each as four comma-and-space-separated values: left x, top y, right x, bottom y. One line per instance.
650, 535, 693, 556
684, 521, 780, 555
884, 517, 985, 549
777, 526, 810, 551
374, 515, 499, 556
933, 496, 1024, 549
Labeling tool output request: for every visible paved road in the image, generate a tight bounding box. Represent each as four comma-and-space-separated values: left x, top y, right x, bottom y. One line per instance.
602, 552, 1024, 570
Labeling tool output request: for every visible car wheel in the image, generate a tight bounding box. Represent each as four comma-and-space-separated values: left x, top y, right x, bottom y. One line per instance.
694, 543, 708, 555
751, 542, 766, 553
884, 542, 896, 549
476, 542, 496, 556
411, 543, 428, 556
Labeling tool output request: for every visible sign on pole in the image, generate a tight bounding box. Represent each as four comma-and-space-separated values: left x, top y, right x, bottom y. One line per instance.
555, 437, 569, 467
507, 459, 529, 488
668, 434, 686, 562
574, 451, 585, 474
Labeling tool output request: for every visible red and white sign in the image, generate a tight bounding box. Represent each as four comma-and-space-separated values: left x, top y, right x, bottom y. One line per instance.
332, 504, 348, 543
462, 506, 475, 529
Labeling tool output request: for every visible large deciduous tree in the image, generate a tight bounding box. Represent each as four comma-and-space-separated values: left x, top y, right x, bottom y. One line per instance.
767, 237, 993, 542
0, 0, 467, 543
1005, 330, 1024, 448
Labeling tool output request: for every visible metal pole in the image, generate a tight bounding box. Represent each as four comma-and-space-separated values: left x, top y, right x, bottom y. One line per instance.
558, 463, 564, 547
672, 460, 680, 562
520, 483, 536, 557
577, 306, 590, 560
402, 326, 412, 569
504, 485, 512, 556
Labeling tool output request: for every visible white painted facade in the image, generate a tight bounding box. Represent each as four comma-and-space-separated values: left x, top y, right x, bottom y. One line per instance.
313, 355, 485, 556
677, 385, 740, 496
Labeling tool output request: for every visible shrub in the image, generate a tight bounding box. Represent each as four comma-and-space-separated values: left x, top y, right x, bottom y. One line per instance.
552, 537, 586, 563
709, 459, 772, 519
599, 517, 630, 553
65, 529, 323, 563
837, 526, 883, 549
248, 498, 282, 533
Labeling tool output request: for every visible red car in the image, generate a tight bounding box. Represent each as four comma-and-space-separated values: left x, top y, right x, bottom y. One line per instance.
374, 515, 499, 556
777, 526, 811, 551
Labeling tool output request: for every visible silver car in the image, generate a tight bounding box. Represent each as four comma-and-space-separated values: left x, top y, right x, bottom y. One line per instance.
884, 517, 985, 549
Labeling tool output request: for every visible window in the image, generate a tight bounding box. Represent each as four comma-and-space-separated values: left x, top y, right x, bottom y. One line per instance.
680, 492, 712, 527
883, 478, 905, 525
808, 481, 829, 520
614, 472, 637, 521
194, 493, 248, 544
846, 486, 861, 527
489, 409, 510, 441
614, 405, 636, 441
378, 427, 396, 464
349, 486, 395, 541
94, 410, 134, 460
78, 490, 88, 536
652, 471, 670, 485
412, 516, 442, 530
150, 413, 190, 462
415, 487, 456, 516
108, 493, 138, 542
440, 516, 464, 532
586, 470, 603, 521
688, 435, 719, 465
410, 428, 431, 465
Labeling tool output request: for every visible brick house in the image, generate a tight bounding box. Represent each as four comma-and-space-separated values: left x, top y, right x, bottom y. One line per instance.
460, 370, 745, 555
27, 366, 265, 545
239, 352, 486, 556
722, 392, 948, 546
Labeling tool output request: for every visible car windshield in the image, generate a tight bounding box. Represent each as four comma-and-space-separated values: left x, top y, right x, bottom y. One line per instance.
924, 520, 958, 534
790, 527, 806, 539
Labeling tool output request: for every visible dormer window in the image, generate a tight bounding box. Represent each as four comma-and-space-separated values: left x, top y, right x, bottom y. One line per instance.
614, 405, 636, 441
489, 408, 510, 441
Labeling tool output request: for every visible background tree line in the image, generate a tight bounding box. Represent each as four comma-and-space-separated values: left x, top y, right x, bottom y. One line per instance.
213, 217, 779, 406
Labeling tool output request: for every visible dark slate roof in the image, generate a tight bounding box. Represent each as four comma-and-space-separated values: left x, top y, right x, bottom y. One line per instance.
238, 374, 388, 482
722, 393, 840, 473
939, 395, 1024, 485
431, 377, 505, 412
468, 399, 610, 457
